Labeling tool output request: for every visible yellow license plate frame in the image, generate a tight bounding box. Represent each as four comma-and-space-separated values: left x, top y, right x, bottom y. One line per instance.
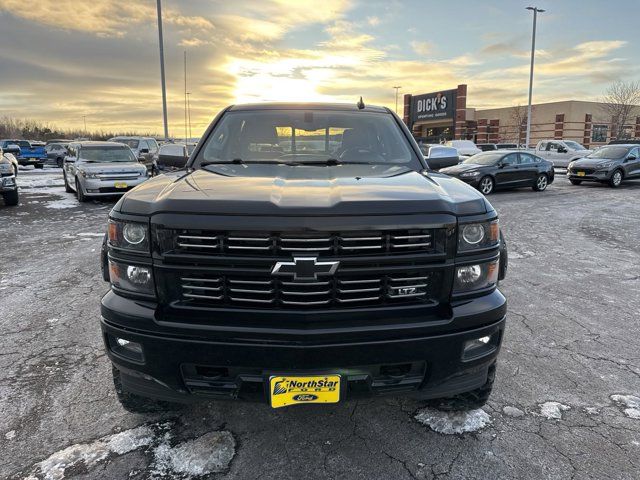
269, 375, 341, 408
577, 171, 586, 177
114, 181, 128, 189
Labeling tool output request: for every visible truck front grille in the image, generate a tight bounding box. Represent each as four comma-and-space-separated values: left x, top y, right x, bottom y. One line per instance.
177, 270, 437, 308
165, 229, 437, 256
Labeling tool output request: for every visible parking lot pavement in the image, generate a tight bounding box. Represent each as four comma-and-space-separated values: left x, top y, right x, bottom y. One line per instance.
1, 169, 639, 480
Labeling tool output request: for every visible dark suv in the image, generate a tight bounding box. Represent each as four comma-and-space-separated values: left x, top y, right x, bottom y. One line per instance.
100, 103, 508, 412
568, 144, 640, 187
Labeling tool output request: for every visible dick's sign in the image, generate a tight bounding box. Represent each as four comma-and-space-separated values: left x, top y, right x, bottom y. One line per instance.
411, 90, 456, 123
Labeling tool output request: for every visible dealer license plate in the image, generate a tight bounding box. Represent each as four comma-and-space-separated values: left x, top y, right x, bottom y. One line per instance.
269, 375, 340, 408
114, 182, 128, 189
577, 171, 586, 177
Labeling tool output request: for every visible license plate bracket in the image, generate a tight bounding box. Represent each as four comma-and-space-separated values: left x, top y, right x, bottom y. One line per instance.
268, 375, 341, 408
114, 182, 128, 189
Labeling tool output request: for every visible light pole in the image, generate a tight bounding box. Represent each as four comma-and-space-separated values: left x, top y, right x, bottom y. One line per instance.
525, 6, 544, 148
186, 92, 192, 140
156, 0, 169, 140
82, 115, 87, 135
184, 51, 188, 142
393, 86, 402, 114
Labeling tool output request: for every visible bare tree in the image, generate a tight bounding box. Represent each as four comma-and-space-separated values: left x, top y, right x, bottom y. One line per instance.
509, 105, 528, 144
600, 80, 640, 139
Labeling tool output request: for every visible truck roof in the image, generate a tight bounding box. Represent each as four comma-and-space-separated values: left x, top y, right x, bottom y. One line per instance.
228, 102, 389, 113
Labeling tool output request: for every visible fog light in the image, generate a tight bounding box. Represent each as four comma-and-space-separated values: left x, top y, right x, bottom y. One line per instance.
109, 335, 144, 362
126, 265, 151, 285
87, 189, 99, 193
457, 265, 482, 284
463, 334, 497, 360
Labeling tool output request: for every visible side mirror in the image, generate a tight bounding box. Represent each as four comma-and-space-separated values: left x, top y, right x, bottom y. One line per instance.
64, 156, 75, 163
626, 154, 637, 161
497, 162, 505, 168
557, 147, 567, 153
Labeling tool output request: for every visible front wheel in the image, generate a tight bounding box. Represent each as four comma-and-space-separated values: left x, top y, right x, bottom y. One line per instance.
112, 367, 183, 414
2, 190, 19, 206
429, 364, 496, 411
609, 169, 623, 188
75, 178, 87, 202
35, 163, 44, 169
478, 176, 494, 195
533, 173, 548, 191
569, 179, 582, 185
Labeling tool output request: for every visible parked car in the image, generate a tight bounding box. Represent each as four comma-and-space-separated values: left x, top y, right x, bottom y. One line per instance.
445, 140, 482, 157
2, 150, 19, 177
567, 144, 640, 188
477, 143, 497, 151
155, 142, 196, 172
63, 141, 149, 202
441, 150, 554, 195
0, 148, 19, 206
533, 140, 590, 168
496, 143, 518, 149
607, 139, 640, 145
107, 136, 159, 174
0, 139, 46, 168
419, 144, 460, 170
99, 102, 508, 413
45, 142, 69, 167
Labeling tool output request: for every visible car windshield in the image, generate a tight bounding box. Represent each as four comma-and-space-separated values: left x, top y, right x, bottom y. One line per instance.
564, 141, 586, 150
463, 152, 502, 165
194, 109, 419, 167
114, 139, 139, 149
81, 146, 136, 162
586, 146, 628, 159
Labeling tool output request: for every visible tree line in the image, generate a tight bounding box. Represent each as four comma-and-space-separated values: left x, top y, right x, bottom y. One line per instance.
0, 117, 160, 141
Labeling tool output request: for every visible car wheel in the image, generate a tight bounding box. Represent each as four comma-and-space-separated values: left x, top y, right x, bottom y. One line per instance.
2, 190, 19, 206
56, 157, 63, 168
533, 173, 548, 191
63, 172, 73, 193
75, 178, 87, 202
478, 176, 494, 195
429, 364, 496, 411
112, 367, 183, 414
569, 179, 582, 186
609, 169, 623, 188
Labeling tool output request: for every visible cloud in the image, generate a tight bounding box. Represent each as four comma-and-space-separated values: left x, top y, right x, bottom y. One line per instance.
366, 16, 381, 26
411, 41, 434, 57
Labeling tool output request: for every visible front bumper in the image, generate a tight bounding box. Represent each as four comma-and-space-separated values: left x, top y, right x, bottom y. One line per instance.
0, 175, 17, 192
80, 176, 147, 197
567, 169, 611, 182
101, 289, 507, 404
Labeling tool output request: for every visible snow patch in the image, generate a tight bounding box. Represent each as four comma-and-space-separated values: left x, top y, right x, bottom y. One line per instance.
77, 232, 104, 237
415, 408, 491, 434
5, 430, 16, 440
502, 406, 525, 417
17, 174, 65, 189
151, 431, 235, 477
610, 395, 640, 419
45, 196, 79, 210
28, 425, 154, 480
538, 401, 570, 420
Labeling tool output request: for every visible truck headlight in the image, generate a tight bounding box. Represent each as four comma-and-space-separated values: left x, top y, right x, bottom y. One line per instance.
458, 220, 499, 252
108, 260, 155, 295
453, 259, 499, 293
108, 219, 149, 252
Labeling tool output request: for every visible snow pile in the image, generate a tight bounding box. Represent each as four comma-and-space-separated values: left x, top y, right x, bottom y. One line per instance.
45, 195, 78, 210
538, 401, 570, 420
502, 406, 525, 417
611, 394, 640, 420
415, 408, 491, 434
17, 174, 65, 189
151, 431, 236, 477
31, 425, 154, 480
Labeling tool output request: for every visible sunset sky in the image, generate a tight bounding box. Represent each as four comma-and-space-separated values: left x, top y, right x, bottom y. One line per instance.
0, 0, 638, 136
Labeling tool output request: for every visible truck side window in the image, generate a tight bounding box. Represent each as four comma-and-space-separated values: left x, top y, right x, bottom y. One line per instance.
539, 142, 546, 150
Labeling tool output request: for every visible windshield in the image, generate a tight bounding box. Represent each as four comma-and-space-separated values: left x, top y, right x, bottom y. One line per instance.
564, 141, 586, 150
80, 146, 136, 162
194, 110, 420, 168
113, 139, 139, 149
586, 146, 628, 159
463, 152, 502, 165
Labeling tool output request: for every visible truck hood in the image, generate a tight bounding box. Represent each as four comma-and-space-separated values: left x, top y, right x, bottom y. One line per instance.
117, 164, 490, 216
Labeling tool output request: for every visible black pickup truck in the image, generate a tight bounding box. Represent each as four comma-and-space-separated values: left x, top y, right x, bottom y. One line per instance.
100, 103, 508, 412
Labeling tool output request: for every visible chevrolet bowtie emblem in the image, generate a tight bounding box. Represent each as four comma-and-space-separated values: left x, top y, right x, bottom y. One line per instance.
271, 257, 340, 281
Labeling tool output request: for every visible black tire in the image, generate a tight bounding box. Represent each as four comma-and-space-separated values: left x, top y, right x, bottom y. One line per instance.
609, 169, 623, 188
2, 190, 19, 206
112, 367, 183, 414
569, 179, 582, 185
533, 173, 548, 191
56, 157, 63, 168
63, 172, 73, 193
76, 178, 87, 202
478, 176, 494, 195
429, 364, 496, 411
35, 163, 44, 169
